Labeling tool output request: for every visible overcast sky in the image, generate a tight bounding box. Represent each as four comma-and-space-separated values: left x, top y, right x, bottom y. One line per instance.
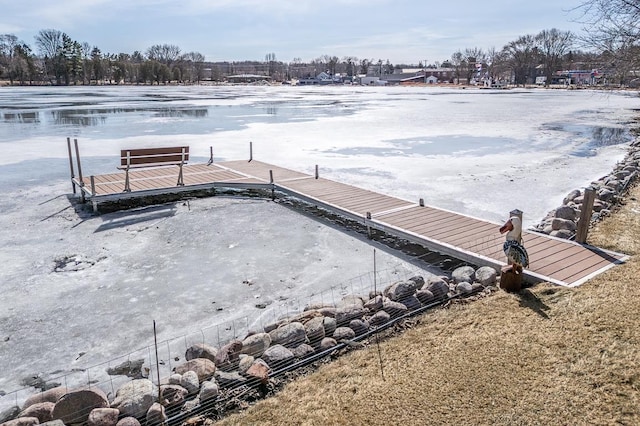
2, 0, 588, 64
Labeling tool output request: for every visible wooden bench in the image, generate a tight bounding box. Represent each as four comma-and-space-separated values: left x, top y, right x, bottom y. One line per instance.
118, 146, 189, 192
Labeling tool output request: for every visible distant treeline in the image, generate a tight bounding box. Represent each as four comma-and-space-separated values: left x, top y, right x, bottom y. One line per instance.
1, 1, 639, 87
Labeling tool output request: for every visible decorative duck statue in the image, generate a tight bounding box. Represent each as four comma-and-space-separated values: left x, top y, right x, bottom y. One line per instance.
499, 215, 529, 268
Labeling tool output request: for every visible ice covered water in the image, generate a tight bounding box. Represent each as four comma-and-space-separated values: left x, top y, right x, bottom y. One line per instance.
1, 85, 637, 226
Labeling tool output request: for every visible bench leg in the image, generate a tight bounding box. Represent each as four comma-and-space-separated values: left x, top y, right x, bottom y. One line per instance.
177, 164, 184, 186
124, 169, 131, 192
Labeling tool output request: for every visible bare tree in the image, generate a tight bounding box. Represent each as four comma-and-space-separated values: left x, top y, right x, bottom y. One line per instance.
502, 35, 540, 86
35, 29, 64, 83
146, 44, 181, 66
574, 0, 640, 84
536, 28, 574, 86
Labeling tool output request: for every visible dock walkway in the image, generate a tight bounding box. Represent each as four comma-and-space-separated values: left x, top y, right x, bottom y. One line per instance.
73, 159, 627, 287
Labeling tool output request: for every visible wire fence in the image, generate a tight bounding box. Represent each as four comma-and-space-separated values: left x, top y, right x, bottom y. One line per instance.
2, 265, 455, 421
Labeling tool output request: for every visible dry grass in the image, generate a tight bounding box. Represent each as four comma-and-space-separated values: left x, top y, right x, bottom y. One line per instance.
216, 186, 640, 426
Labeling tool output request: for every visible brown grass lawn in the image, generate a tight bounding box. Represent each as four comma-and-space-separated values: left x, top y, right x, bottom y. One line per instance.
216, 185, 640, 426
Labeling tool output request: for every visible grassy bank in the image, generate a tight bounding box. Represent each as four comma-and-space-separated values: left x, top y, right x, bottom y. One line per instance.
213, 185, 640, 426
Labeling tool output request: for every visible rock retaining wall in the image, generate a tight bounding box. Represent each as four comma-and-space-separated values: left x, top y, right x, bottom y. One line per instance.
0, 266, 498, 426
533, 137, 640, 239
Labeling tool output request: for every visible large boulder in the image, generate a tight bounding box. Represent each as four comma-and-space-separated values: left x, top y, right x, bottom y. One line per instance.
180, 371, 199, 395
426, 279, 449, 299
291, 344, 315, 359
245, 360, 270, 384
415, 289, 435, 305
213, 340, 243, 370
551, 218, 576, 232
52, 388, 109, 425
238, 355, 255, 375
19, 402, 54, 423
87, 408, 120, 426
335, 306, 367, 325
363, 295, 383, 312
115, 417, 140, 426
475, 266, 497, 286
260, 344, 294, 368
399, 295, 421, 311
332, 327, 356, 341
241, 333, 271, 358
456, 282, 473, 294
322, 317, 337, 337
368, 310, 391, 326
22, 387, 67, 411
110, 379, 157, 418
269, 322, 306, 349
348, 319, 369, 336
554, 205, 578, 220
159, 384, 188, 407
304, 317, 326, 345
407, 275, 425, 290
198, 380, 219, 402
145, 403, 166, 426
382, 300, 408, 318
452, 266, 475, 284
185, 343, 218, 362
383, 280, 416, 301
319, 338, 337, 351
1, 417, 39, 426
173, 358, 216, 381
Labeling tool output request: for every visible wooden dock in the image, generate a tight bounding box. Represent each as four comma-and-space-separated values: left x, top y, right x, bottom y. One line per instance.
72, 158, 628, 288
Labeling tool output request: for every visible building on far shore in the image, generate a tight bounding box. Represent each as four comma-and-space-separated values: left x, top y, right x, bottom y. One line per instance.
226, 74, 271, 84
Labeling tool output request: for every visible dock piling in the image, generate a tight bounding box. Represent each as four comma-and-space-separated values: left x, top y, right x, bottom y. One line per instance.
576, 187, 595, 244
74, 139, 85, 203
66, 137, 76, 194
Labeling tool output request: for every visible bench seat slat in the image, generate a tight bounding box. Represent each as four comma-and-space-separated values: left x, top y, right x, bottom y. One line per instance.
120, 147, 189, 167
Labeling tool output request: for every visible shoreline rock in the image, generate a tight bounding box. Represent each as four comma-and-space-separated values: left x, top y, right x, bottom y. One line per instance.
533, 136, 640, 239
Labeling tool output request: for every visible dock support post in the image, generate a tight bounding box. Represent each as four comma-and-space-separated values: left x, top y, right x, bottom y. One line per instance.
74, 138, 85, 203
576, 187, 596, 244
366, 212, 372, 239
207, 146, 213, 165
249, 141, 253, 162
315, 165, 319, 179
419, 198, 424, 207
269, 170, 275, 200
66, 137, 76, 195
90, 176, 96, 196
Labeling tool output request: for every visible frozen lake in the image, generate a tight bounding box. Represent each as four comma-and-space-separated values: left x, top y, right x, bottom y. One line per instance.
0, 85, 638, 405
1, 85, 638, 226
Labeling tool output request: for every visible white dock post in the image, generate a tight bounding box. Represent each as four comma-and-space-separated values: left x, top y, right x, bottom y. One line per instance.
576, 187, 596, 244
74, 139, 85, 203
66, 137, 76, 194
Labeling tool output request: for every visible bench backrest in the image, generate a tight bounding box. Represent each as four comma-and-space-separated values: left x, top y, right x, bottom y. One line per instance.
120, 146, 189, 167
